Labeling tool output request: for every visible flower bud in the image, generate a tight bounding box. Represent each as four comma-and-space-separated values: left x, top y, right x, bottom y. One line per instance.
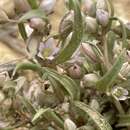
64, 118, 77, 130
81, 43, 97, 62
83, 0, 96, 17
85, 16, 98, 34
14, 0, 31, 13
96, 0, 108, 11
113, 41, 122, 59
120, 62, 130, 78
29, 18, 46, 31
39, 0, 56, 15
96, 9, 109, 27
59, 11, 74, 39
67, 64, 83, 79
0, 0, 15, 17
83, 73, 99, 88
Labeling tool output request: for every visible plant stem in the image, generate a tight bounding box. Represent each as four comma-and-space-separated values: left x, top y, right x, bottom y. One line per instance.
102, 30, 111, 70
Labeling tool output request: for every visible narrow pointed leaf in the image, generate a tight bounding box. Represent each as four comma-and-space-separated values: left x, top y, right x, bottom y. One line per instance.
19, 9, 48, 23
96, 50, 125, 92
74, 101, 112, 130
32, 108, 64, 128
54, 0, 83, 64
18, 23, 28, 41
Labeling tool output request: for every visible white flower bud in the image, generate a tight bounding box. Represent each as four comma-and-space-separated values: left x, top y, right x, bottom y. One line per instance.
85, 16, 98, 34
120, 62, 130, 78
96, 0, 108, 11
40, 0, 56, 15
96, 9, 109, 27
64, 118, 77, 130
29, 18, 46, 31
83, 73, 99, 88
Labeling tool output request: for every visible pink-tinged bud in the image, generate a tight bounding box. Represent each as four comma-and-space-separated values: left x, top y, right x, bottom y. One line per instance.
68, 64, 83, 79
81, 43, 97, 62
83, 0, 96, 17
59, 11, 74, 39
96, 9, 109, 27
14, 0, 31, 13
40, 0, 56, 15
96, 0, 108, 11
83, 73, 99, 87
29, 18, 46, 31
85, 16, 98, 34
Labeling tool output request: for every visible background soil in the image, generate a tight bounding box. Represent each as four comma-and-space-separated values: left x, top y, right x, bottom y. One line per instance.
0, 0, 130, 63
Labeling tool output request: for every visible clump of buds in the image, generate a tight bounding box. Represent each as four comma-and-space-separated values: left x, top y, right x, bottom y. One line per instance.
39, 0, 56, 15
67, 64, 83, 79
85, 16, 98, 34
96, 9, 109, 27
82, 73, 99, 88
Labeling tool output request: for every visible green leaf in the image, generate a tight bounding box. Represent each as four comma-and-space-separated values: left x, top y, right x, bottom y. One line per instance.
19, 95, 36, 116
96, 50, 125, 92
107, 31, 116, 63
18, 9, 48, 23
18, 23, 28, 41
27, 0, 38, 9
32, 108, 50, 124
116, 114, 130, 127
74, 101, 112, 130
12, 62, 42, 77
53, 0, 83, 64
110, 17, 127, 48
43, 67, 80, 100
32, 108, 64, 128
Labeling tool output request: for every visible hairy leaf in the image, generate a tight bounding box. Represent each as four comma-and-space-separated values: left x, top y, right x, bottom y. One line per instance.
43, 67, 80, 100
74, 101, 112, 130
53, 0, 83, 64
96, 50, 125, 92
